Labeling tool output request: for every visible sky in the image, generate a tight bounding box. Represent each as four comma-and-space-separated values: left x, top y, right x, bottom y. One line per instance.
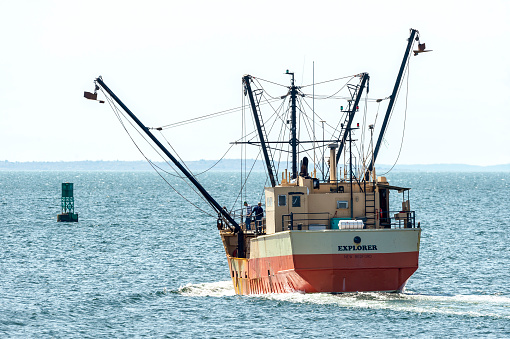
1, 0, 509, 166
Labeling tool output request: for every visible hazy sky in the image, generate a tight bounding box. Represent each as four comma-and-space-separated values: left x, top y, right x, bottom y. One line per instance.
1, 0, 509, 166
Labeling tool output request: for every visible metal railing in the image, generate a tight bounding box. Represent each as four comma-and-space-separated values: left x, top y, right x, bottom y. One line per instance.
281, 212, 330, 231
380, 210, 417, 229
217, 207, 266, 234
217, 209, 418, 232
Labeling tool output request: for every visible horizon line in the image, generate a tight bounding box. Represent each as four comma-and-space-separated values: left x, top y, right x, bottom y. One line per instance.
1, 159, 509, 168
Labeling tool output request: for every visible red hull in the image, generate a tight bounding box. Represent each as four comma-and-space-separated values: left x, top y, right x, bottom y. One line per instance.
228, 252, 419, 294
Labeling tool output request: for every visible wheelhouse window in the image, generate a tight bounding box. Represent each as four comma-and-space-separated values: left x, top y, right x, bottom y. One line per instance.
278, 195, 287, 206
292, 196, 301, 207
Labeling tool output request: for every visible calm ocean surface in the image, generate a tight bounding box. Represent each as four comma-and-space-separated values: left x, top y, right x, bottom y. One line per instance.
0, 170, 509, 338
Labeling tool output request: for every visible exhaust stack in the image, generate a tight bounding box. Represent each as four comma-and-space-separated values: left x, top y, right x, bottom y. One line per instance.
329, 144, 338, 182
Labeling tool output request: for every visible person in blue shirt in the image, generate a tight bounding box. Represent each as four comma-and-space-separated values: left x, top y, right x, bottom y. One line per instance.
252, 202, 264, 233
243, 201, 252, 230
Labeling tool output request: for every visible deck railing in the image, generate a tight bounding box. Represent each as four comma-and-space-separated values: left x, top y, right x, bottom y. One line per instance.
217, 208, 266, 233
281, 212, 330, 231
380, 210, 416, 229
279, 211, 417, 231
218, 209, 417, 232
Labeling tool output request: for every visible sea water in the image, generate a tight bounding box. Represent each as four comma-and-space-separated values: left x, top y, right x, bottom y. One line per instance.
0, 171, 509, 338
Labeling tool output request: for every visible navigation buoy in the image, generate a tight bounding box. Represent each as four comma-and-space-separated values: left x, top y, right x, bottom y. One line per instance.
57, 183, 79, 222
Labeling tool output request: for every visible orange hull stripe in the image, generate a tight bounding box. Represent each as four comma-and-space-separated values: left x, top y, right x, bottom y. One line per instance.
229, 252, 419, 294
249, 252, 419, 273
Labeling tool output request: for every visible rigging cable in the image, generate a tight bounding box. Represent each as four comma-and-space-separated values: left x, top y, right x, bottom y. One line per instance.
103, 98, 226, 213
157, 106, 241, 129
380, 51, 411, 176
234, 83, 288, 211
260, 91, 288, 180
157, 131, 235, 176
360, 90, 369, 173
253, 77, 288, 100
101, 90, 216, 217
107, 95, 217, 215
303, 76, 354, 100
250, 92, 277, 182
296, 97, 317, 169
230, 148, 263, 214
259, 176, 269, 204
252, 76, 288, 88
301, 74, 358, 88
242, 85, 246, 207
267, 93, 290, 180
300, 96, 342, 135
155, 98, 280, 130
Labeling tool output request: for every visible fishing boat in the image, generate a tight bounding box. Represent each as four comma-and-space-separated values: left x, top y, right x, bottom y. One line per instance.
86, 28, 427, 295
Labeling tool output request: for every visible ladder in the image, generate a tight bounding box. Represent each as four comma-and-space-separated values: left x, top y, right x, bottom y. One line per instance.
365, 187, 376, 228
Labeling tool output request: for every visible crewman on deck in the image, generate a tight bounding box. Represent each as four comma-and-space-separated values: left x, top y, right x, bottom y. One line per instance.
253, 202, 264, 233
244, 201, 252, 230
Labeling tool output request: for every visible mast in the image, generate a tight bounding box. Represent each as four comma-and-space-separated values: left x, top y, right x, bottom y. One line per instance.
313, 62, 316, 178
286, 71, 298, 179
349, 127, 354, 219
367, 28, 419, 175
242, 75, 277, 187
336, 73, 369, 164
91, 77, 246, 257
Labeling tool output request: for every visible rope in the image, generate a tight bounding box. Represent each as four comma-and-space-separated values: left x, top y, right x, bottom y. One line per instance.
303, 76, 354, 100
157, 106, 241, 129
380, 51, 411, 176
231, 148, 263, 213
299, 96, 340, 133
101, 89, 216, 217
194, 144, 235, 176
304, 93, 385, 102
252, 76, 288, 88
155, 98, 280, 130
301, 74, 358, 88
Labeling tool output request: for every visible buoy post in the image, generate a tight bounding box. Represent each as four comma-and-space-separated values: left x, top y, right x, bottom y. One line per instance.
57, 183, 79, 222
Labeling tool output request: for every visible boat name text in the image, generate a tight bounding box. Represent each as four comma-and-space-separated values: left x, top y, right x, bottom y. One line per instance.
338, 245, 378, 251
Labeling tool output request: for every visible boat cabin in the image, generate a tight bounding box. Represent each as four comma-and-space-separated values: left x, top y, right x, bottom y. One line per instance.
263, 173, 415, 234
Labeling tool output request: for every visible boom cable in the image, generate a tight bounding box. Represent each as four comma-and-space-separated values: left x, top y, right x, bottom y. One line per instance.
380, 50, 412, 176
101, 90, 216, 217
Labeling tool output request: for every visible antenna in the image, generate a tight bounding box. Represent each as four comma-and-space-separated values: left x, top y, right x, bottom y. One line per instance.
285, 70, 298, 179
313, 61, 316, 179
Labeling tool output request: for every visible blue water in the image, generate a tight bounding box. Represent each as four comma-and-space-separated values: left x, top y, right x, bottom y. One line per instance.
0, 171, 509, 338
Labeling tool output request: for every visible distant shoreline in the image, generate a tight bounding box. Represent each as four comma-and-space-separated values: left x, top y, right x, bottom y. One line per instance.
1, 160, 509, 172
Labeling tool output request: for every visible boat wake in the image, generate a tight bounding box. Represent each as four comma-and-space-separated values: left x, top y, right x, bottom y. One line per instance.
177, 281, 236, 297
266, 291, 510, 319
177, 281, 510, 319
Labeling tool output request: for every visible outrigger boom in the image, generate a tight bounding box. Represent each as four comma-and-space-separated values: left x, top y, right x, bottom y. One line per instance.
88, 77, 246, 257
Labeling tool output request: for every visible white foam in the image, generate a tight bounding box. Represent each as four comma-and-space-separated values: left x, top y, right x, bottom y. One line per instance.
261, 291, 510, 319
176, 281, 510, 319
178, 280, 236, 297
402, 292, 510, 304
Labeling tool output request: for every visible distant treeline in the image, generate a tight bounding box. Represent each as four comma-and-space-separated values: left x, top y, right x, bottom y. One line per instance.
0, 160, 509, 172
0, 160, 264, 172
